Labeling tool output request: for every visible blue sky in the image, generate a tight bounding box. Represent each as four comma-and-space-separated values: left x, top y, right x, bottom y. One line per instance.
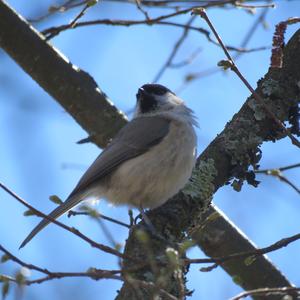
1, 1, 300, 299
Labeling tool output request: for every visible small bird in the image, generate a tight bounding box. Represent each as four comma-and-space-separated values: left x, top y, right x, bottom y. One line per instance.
20, 84, 197, 248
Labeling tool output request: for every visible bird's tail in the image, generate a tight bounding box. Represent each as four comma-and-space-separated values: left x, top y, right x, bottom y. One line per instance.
19, 194, 83, 249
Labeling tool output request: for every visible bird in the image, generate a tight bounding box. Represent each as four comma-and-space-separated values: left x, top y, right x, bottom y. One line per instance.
20, 83, 197, 248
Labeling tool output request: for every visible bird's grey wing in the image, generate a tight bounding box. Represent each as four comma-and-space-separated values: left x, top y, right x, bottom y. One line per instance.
20, 116, 170, 248
68, 116, 170, 198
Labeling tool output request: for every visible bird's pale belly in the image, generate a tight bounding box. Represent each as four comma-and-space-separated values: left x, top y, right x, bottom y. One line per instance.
103, 121, 196, 208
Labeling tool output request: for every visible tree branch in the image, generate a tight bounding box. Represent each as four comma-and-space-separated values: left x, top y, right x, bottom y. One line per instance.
191, 206, 295, 300
0, 245, 122, 285
0, 182, 124, 259
0, 0, 127, 148
117, 28, 300, 298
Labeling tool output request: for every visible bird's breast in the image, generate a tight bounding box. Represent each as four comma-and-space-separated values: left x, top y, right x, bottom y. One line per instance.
104, 120, 197, 208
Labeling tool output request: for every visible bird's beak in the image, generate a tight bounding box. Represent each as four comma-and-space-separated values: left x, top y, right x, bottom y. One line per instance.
137, 87, 147, 99
138, 87, 145, 95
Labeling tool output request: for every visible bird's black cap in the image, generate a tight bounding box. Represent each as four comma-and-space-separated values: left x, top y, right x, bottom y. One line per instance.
136, 84, 173, 114
140, 84, 173, 96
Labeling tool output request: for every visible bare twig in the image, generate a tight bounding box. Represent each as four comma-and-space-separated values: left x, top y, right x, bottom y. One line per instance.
0, 244, 51, 275
0, 244, 122, 285
74, 205, 121, 248
193, 8, 300, 148
68, 210, 131, 228
21, 271, 122, 285
45, 0, 99, 40
0, 243, 180, 300
41, 12, 267, 55
255, 164, 300, 194
134, 0, 150, 19
28, 0, 240, 23
178, 5, 270, 91
234, 1, 275, 9
153, 15, 196, 82
235, 3, 270, 59
42, 6, 197, 39
28, 0, 83, 23
256, 163, 300, 173
0, 181, 124, 259
186, 231, 300, 270
169, 47, 202, 68
231, 286, 300, 300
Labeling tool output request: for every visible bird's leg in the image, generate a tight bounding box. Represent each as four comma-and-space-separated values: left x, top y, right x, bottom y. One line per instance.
136, 206, 174, 245
138, 206, 156, 234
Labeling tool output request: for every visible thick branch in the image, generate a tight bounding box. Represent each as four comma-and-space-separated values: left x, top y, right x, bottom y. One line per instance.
192, 206, 293, 300
0, 0, 127, 148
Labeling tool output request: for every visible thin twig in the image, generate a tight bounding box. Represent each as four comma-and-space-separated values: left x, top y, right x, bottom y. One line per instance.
0, 181, 124, 259
231, 286, 300, 300
153, 15, 196, 82
45, 1, 98, 40
0, 244, 122, 285
0, 243, 177, 298
28, 0, 82, 23
169, 47, 202, 68
68, 210, 131, 228
234, 2, 270, 60
42, 6, 197, 39
23, 272, 122, 285
255, 164, 300, 194
41, 15, 267, 55
186, 231, 300, 271
178, 5, 270, 91
134, 0, 150, 20
193, 8, 300, 148
0, 245, 51, 275
234, 1, 275, 9
255, 163, 300, 173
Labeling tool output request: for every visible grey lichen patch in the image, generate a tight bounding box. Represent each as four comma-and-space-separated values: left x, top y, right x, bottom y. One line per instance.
223, 116, 262, 190
183, 159, 217, 207
247, 97, 266, 121
224, 117, 263, 166
248, 78, 294, 123
261, 78, 283, 97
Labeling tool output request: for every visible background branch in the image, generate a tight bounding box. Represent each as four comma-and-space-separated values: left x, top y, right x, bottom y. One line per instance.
0, 0, 127, 149
191, 206, 295, 300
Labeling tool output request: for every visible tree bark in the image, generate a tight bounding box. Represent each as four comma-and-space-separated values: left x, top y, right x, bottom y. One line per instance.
0, 0, 127, 148
193, 206, 293, 300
